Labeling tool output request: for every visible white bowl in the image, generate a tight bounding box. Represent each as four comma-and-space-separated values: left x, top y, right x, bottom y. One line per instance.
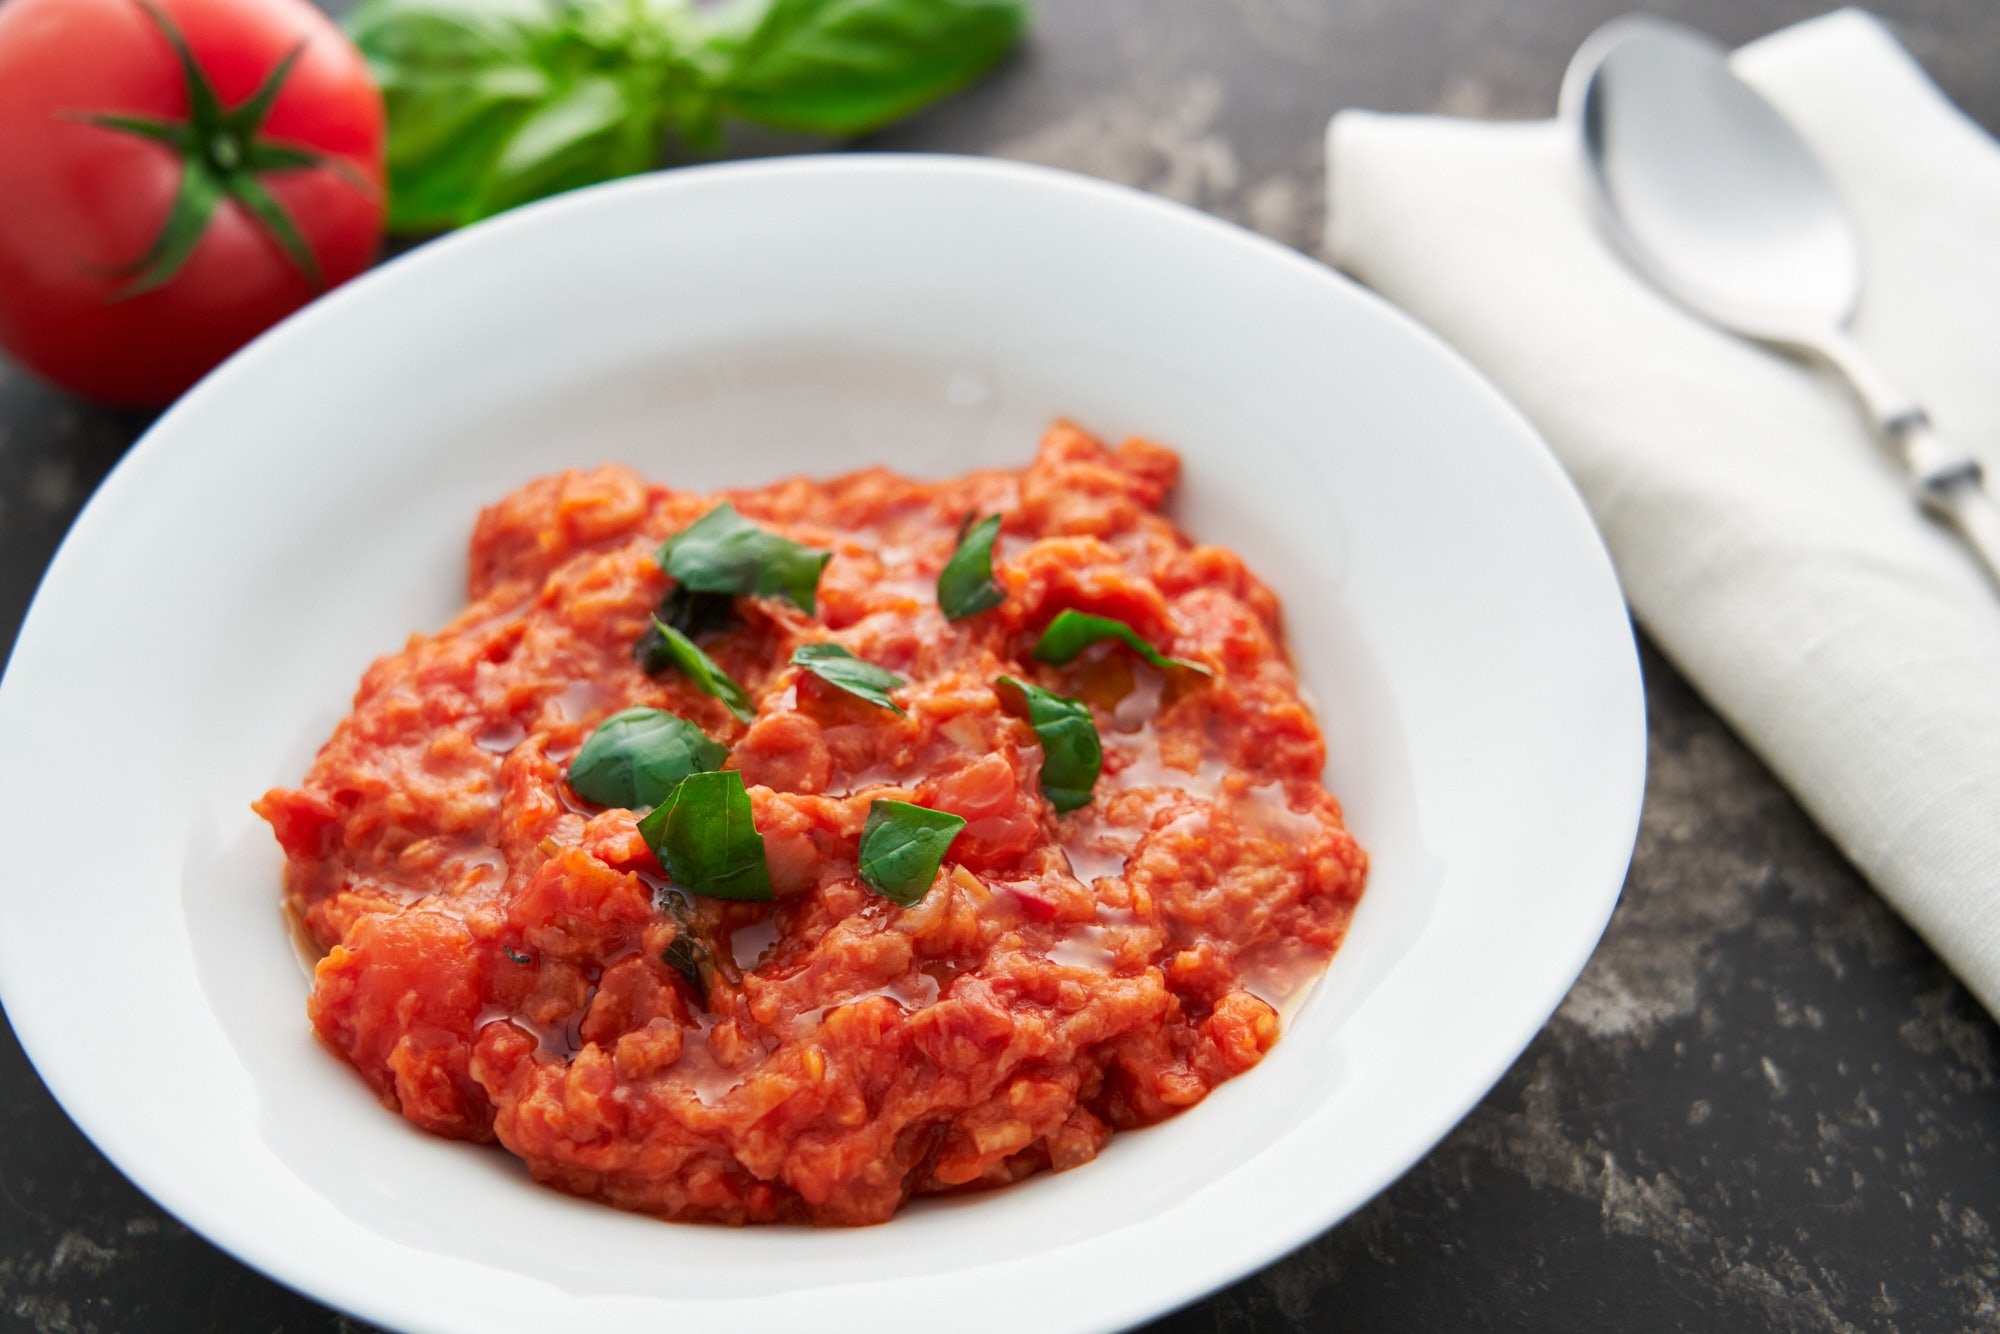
0, 155, 1643, 1333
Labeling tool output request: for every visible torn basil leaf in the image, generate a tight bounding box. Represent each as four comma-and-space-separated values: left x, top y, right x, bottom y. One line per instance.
664, 584, 740, 639
994, 676, 1102, 814
937, 513, 1005, 620
659, 585, 738, 638
1031, 609, 1213, 677
659, 930, 711, 1004
651, 883, 715, 1003
636, 585, 739, 673
792, 642, 906, 714
858, 800, 967, 906
659, 502, 831, 615
647, 616, 756, 723
567, 707, 728, 810
637, 769, 774, 901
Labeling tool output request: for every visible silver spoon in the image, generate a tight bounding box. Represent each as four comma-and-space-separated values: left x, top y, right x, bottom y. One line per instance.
1562, 15, 2000, 590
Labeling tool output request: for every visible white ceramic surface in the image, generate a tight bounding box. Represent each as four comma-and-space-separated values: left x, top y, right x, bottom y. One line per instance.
0, 156, 1644, 1334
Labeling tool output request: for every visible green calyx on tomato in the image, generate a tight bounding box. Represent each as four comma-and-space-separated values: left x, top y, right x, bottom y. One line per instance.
70, 0, 369, 300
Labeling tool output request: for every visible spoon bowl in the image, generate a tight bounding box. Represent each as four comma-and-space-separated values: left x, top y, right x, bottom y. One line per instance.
1563, 16, 1861, 346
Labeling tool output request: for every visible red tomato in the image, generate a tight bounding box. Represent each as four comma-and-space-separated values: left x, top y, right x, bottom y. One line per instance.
0, 0, 385, 405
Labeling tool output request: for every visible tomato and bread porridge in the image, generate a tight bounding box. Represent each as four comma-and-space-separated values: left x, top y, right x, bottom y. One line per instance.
256, 422, 1368, 1226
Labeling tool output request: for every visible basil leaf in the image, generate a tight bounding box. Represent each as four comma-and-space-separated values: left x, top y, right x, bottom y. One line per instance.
994, 676, 1102, 814
651, 882, 716, 1001
792, 642, 906, 714
660, 503, 832, 615
660, 930, 712, 1004
475, 71, 660, 217
637, 770, 774, 901
659, 585, 738, 639
646, 616, 756, 723
1031, 610, 1213, 677
567, 707, 727, 810
636, 585, 738, 672
938, 513, 1005, 620
707, 0, 1029, 137
349, 0, 715, 232
858, 800, 966, 905
346, 0, 557, 231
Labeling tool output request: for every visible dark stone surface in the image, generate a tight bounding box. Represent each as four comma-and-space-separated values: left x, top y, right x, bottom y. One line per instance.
3, 1, 1998, 1330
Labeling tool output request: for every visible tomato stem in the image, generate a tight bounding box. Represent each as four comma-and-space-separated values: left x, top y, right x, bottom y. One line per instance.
70, 0, 370, 301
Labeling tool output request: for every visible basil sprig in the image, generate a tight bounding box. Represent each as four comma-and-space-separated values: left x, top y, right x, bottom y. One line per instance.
792, 642, 906, 714
1032, 610, 1213, 676
348, 0, 1029, 233
346, 0, 715, 232
637, 769, 774, 901
660, 503, 832, 616
994, 676, 1102, 813
567, 707, 726, 809
858, 800, 966, 905
938, 514, 1005, 620
648, 616, 756, 722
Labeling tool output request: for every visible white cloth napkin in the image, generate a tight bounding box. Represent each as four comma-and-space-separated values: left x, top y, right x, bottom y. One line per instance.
1326, 9, 2000, 1019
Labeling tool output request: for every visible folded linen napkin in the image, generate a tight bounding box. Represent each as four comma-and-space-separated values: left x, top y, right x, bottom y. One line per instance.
1327, 9, 2000, 1019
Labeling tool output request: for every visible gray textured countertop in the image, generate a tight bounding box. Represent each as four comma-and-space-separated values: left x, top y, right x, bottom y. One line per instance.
3, 1, 1997, 1330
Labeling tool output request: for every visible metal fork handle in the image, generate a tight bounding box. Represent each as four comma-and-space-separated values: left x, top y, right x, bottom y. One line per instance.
1813, 332, 2000, 594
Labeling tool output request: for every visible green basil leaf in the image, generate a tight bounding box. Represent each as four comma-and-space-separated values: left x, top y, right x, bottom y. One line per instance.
375, 81, 544, 232
858, 800, 967, 905
637, 770, 774, 901
994, 676, 1101, 813
707, 0, 1029, 137
791, 642, 906, 714
635, 585, 738, 672
651, 881, 716, 1001
567, 707, 728, 810
660, 503, 832, 615
345, 0, 557, 231
659, 929, 712, 1003
1031, 609, 1213, 677
346, 0, 549, 68
938, 513, 1005, 620
660, 585, 738, 638
349, 0, 719, 232
476, 71, 660, 217
646, 616, 756, 723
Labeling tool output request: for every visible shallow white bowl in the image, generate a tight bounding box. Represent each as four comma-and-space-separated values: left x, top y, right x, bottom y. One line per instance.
0, 156, 1643, 1333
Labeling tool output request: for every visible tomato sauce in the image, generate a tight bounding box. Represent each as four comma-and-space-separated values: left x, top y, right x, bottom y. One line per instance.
255, 423, 1368, 1225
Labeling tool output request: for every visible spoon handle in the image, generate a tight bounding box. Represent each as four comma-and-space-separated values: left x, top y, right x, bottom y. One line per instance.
1908, 428, 2000, 594
1814, 332, 2000, 593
